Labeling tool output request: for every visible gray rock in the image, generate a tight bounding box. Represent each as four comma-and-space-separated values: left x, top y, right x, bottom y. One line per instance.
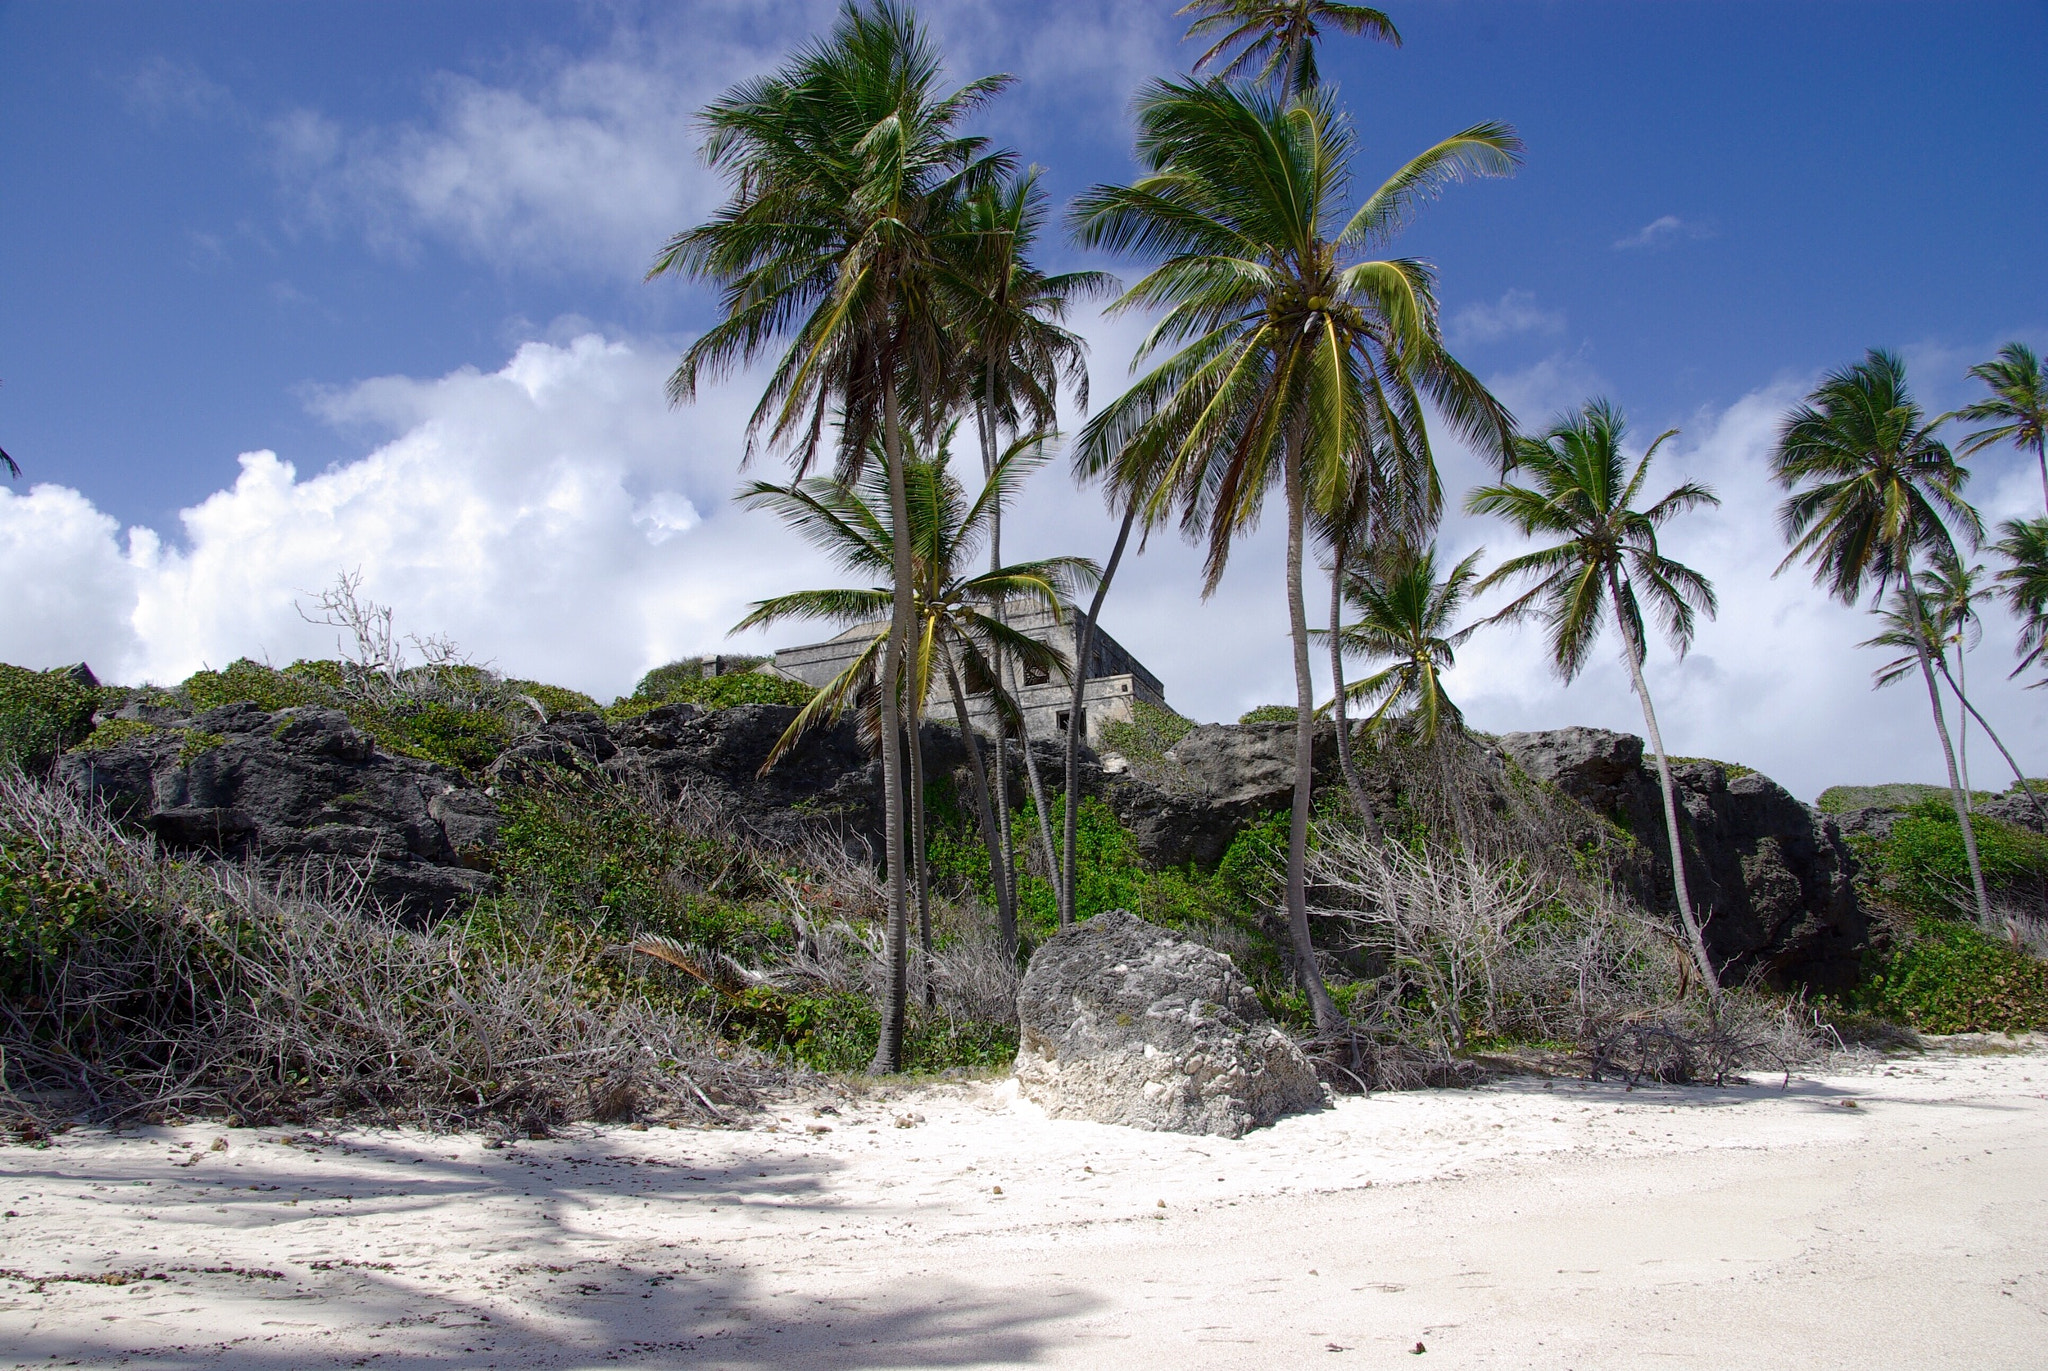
58, 705, 497, 921
1499, 729, 1866, 992
1013, 910, 1324, 1138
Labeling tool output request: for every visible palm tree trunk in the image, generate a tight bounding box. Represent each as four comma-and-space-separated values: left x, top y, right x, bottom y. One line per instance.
1957, 644, 1973, 803
1905, 583, 1994, 920
2036, 436, 2047, 515
976, 393, 1019, 926
1282, 420, 1342, 1034
1934, 654, 2048, 828
1060, 500, 1138, 928
944, 645, 1016, 956
908, 689, 933, 1011
1019, 718, 1062, 902
870, 380, 914, 1075
1326, 538, 1377, 831
1608, 568, 1718, 992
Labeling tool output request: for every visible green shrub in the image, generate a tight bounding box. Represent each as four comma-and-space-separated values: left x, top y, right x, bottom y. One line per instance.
70, 718, 161, 752
631, 656, 770, 700
1237, 704, 1297, 726
1852, 917, 2048, 1032
608, 670, 814, 719
507, 681, 599, 718
1857, 800, 2048, 919
181, 658, 339, 714
381, 702, 514, 773
1098, 700, 1195, 762
490, 777, 789, 956
0, 665, 100, 771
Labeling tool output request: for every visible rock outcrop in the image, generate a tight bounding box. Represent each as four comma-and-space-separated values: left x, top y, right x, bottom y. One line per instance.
1499, 727, 1865, 991
1098, 721, 1336, 868
1013, 910, 1324, 1137
58, 703, 497, 920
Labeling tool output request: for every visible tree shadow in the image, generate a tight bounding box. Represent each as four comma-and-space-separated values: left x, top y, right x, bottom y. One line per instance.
1, 1126, 1101, 1368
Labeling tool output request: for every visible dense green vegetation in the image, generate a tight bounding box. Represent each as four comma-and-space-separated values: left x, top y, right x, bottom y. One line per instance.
607, 658, 815, 720
0, 664, 98, 770
1852, 800, 2048, 921
1851, 917, 2048, 1033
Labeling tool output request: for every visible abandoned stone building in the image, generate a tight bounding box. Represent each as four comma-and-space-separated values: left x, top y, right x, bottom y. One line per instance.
767, 601, 1167, 747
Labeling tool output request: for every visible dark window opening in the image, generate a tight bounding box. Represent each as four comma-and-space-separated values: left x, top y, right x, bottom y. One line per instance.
1024, 660, 1050, 686
1056, 708, 1084, 735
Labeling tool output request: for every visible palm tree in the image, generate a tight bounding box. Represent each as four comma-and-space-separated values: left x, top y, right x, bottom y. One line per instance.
1467, 399, 1722, 990
735, 435, 1090, 964
1771, 349, 1990, 923
951, 168, 1111, 920
648, 0, 1012, 1070
1071, 79, 1517, 1032
1993, 516, 2048, 685
1859, 579, 2046, 828
1179, 0, 1400, 96
1328, 541, 1481, 742
1950, 343, 2048, 513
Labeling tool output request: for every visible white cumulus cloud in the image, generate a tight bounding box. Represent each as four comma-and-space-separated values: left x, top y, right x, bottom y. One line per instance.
1447, 289, 1565, 346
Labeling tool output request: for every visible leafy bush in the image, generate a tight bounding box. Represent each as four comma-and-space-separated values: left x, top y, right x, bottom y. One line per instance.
1855, 800, 2048, 919
632, 656, 770, 701
1238, 704, 1297, 725
507, 680, 599, 718
1852, 917, 2048, 1032
610, 670, 815, 719
182, 658, 339, 714
0, 665, 100, 771
1098, 700, 1195, 762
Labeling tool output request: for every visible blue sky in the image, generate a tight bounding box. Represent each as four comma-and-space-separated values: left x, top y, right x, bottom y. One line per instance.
2, 0, 2044, 797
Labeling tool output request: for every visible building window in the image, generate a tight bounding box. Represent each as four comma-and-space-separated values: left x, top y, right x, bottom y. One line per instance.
1024, 660, 1049, 686
1056, 708, 1084, 734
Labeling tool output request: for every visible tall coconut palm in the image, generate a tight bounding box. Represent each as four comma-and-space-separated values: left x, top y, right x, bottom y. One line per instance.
1071, 79, 1517, 1032
1771, 349, 1990, 922
1993, 516, 2048, 685
951, 168, 1112, 920
1951, 342, 2048, 513
735, 435, 1090, 963
1179, 0, 1401, 96
1859, 579, 2046, 828
648, 0, 1012, 1070
1467, 400, 1722, 990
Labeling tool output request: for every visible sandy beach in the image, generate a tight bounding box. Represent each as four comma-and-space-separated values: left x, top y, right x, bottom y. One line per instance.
3, 1041, 2044, 1369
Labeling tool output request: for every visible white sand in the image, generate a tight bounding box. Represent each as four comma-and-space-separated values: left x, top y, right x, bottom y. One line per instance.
4, 1041, 2045, 1369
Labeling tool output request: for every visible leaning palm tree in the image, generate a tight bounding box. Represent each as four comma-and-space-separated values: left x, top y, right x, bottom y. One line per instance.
1467, 400, 1722, 991
950, 168, 1112, 917
1859, 580, 2046, 828
735, 435, 1091, 961
1993, 516, 2048, 685
648, 0, 1012, 1070
1950, 342, 2048, 513
1179, 0, 1400, 96
1772, 349, 1990, 922
1071, 79, 1518, 1032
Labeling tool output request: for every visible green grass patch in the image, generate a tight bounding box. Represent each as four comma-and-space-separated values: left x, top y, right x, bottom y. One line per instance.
1237, 704, 1297, 726
1666, 755, 1756, 780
